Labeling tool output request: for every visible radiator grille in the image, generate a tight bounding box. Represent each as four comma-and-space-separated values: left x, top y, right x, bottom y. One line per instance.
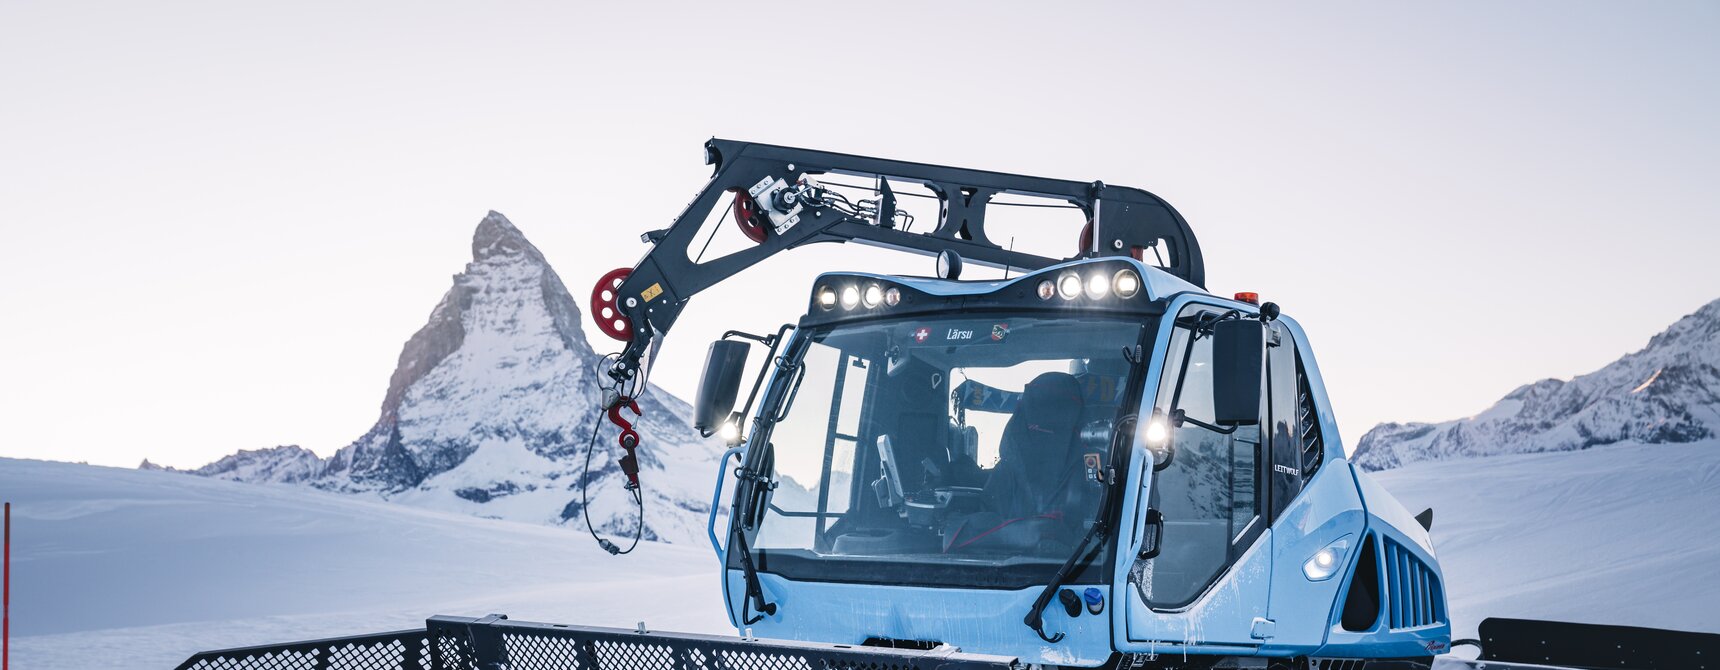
1382, 537, 1444, 629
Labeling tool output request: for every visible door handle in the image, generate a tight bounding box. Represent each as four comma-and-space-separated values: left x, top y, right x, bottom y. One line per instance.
1138, 508, 1164, 560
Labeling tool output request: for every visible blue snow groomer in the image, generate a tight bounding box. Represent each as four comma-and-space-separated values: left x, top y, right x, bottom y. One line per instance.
659, 141, 1452, 669
697, 263, 1449, 669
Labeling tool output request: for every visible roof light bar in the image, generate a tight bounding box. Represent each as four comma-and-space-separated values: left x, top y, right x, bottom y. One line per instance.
814, 263, 1146, 316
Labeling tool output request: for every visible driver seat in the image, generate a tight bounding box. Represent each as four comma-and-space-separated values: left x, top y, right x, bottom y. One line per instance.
987, 372, 1085, 518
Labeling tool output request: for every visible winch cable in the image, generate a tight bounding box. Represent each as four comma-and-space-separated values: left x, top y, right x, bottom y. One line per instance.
579, 352, 647, 556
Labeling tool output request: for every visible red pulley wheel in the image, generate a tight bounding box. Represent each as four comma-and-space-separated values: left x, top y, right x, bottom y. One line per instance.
590, 267, 635, 342
730, 188, 768, 244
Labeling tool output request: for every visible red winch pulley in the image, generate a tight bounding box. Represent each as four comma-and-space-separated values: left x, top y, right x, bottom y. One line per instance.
729, 188, 768, 244
607, 396, 643, 489
589, 267, 634, 343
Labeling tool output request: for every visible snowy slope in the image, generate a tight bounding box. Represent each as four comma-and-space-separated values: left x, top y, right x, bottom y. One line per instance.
1372, 439, 1720, 642
159, 212, 723, 544
3, 457, 730, 670
1352, 299, 1720, 470
11, 442, 1718, 669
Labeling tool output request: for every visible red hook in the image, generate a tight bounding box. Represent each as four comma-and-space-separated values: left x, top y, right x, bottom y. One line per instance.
607, 396, 643, 489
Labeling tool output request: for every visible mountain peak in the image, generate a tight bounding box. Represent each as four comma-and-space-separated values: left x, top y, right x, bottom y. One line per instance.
1353, 296, 1720, 470
471, 210, 544, 263
188, 445, 324, 484
170, 210, 720, 544
1645, 297, 1720, 355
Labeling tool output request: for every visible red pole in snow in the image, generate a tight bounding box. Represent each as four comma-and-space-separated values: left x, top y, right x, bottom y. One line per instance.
4, 501, 10, 670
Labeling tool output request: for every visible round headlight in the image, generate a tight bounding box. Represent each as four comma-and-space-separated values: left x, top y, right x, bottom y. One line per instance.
862, 284, 883, 308
1303, 537, 1351, 581
1085, 273, 1110, 300
816, 286, 838, 310
884, 287, 901, 307
1036, 280, 1056, 300
839, 286, 860, 310
1057, 272, 1082, 300
1113, 269, 1141, 298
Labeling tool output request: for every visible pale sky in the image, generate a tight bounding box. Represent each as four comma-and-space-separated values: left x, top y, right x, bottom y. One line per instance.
2, 1, 1715, 469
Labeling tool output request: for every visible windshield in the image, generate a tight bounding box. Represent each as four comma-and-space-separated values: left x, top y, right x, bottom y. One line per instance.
742, 313, 1149, 588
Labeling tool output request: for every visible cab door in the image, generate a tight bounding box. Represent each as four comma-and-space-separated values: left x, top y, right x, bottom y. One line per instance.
1124, 302, 1272, 648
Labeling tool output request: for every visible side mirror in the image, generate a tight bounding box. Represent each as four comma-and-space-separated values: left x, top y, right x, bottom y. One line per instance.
694, 340, 750, 436
1211, 319, 1265, 426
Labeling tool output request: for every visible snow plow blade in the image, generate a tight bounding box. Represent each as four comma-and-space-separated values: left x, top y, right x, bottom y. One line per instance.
1474, 617, 1720, 669
173, 613, 1023, 670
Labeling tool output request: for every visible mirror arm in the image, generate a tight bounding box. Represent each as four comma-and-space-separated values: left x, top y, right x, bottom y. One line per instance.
722, 329, 780, 347
1171, 408, 1239, 435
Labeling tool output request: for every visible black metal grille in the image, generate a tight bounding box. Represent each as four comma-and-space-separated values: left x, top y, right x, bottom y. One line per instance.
592, 640, 676, 669
500, 630, 582, 670
176, 615, 1021, 670
175, 629, 431, 670
434, 629, 476, 670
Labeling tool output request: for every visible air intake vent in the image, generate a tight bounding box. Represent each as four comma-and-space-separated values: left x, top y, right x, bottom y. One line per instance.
1383, 537, 1445, 629
1340, 535, 1380, 632
1295, 359, 1323, 478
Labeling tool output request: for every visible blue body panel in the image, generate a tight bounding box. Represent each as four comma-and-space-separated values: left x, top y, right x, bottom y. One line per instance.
1315, 468, 1452, 659
1256, 461, 1366, 657
728, 573, 1117, 667
707, 259, 1450, 666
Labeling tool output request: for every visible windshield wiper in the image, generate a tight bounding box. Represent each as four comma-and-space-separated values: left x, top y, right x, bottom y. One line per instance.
731, 513, 777, 625
1024, 414, 1139, 643
732, 445, 782, 625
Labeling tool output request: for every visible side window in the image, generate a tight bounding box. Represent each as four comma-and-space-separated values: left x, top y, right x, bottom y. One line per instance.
1135, 305, 1266, 609
1266, 323, 1302, 517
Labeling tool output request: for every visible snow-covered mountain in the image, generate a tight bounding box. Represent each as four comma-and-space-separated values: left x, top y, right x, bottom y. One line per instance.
1352, 298, 1720, 470
142, 445, 324, 484
159, 212, 722, 544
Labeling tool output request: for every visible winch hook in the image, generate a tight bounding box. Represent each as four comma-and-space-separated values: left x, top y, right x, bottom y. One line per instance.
607, 396, 643, 490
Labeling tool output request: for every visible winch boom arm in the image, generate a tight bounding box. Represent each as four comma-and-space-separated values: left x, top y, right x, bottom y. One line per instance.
601, 138, 1204, 383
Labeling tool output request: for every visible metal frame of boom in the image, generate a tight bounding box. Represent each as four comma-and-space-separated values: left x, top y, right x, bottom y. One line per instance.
602, 138, 1205, 385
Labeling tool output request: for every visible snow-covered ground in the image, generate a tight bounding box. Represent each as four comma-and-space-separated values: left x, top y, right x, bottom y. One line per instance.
1373, 439, 1720, 641
7, 440, 1717, 669
2, 458, 730, 670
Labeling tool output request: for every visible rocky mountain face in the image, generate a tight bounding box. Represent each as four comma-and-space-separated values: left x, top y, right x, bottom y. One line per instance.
1352, 298, 1720, 470
162, 212, 721, 544
142, 445, 325, 484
